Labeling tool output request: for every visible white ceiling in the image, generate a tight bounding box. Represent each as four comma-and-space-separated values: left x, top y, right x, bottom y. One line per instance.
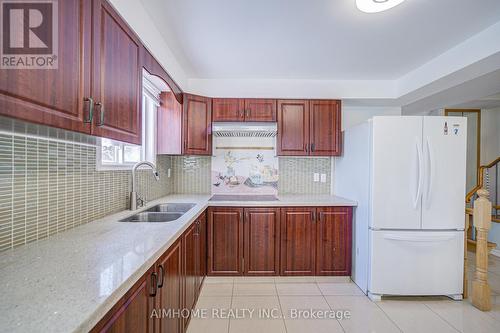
141, 0, 500, 80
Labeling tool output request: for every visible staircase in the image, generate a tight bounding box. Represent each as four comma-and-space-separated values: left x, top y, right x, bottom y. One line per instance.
465, 157, 500, 252
464, 156, 499, 311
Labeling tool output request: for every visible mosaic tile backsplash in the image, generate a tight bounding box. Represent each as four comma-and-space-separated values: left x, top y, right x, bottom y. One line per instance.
0, 133, 172, 251
172, 156, 211, 194
278, 157, 332, 194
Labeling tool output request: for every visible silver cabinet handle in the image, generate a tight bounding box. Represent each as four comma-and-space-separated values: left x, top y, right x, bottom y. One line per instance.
95, 102, 104, 126
83, 97, 94, 123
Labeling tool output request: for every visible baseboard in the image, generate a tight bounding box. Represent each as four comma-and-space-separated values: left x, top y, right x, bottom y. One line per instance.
490, 248, 500, 257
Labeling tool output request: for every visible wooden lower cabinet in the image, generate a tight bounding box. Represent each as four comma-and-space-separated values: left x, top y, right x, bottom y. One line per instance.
198, 212, 207, 291
94, 211, 208, 333
93, 206, 352, 332
207, 207, 244, 275
183, 221, 199, 328
280, 207, 316, 276
316, 207, 353, 275
91, 268, 155, 333
156, 240, 183, 333
244, 208, 280, 275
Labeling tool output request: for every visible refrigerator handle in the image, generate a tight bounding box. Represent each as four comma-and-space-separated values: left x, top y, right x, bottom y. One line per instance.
413, 138, 423, 209
425, 137, 433, 207
383, 234, 455, 242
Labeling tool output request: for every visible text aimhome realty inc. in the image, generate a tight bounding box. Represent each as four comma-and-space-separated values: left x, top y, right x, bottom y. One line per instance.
150, 307, 352, 320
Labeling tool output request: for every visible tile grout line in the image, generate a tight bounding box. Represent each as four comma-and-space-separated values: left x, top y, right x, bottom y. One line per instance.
422, 302, 462, 333
228, 279, 234, 333
316, 281, 347, 333
372, 301, 405, 333
274, 279, 288, 333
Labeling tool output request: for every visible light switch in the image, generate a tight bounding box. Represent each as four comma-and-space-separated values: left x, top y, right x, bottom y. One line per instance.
313, 173, 319, 182
167, 168, 171, 178
320, 173, 327, 183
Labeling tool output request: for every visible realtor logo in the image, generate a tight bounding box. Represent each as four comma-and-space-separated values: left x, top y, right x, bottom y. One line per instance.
0, 0, 58, 69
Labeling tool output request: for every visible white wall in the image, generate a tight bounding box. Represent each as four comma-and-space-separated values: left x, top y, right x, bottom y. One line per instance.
481, 108, 500, 165
342, 107, 402, 130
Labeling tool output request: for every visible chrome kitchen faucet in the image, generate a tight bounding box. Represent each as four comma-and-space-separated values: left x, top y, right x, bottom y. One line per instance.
130, 161, 160, 210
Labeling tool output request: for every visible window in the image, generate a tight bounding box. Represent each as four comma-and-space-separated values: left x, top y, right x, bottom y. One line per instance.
96, 73, 160, 170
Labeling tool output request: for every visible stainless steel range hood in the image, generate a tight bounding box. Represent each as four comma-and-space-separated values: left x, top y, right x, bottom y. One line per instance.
212, 122, 277, 138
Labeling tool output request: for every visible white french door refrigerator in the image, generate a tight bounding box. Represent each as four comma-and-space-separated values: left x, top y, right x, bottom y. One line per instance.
335, 116, 467, 300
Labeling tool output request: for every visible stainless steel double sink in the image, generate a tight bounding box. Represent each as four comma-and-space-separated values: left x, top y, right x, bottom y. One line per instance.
119, 203, 196, 223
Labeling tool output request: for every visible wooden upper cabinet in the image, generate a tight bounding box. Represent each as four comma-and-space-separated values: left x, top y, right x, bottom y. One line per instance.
277, 99, 341, 156
156, 240, 183, 333
277, 100, 310, 156
280, 207, 316, 275
309, 100, 341, 156
0, 0, 92, 134
207, 207, 244, 276
244, 99, 277, 121
244, 208, 280, 276
212, 98, 276, 122
316, 207, 352, 276
212, 98, 244, 121
183, 94, 212, 155
91, 0, 142, 144
157, 92, 183, 155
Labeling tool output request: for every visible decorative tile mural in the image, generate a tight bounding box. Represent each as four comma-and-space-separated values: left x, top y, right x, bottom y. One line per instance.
211, 136, 278, 195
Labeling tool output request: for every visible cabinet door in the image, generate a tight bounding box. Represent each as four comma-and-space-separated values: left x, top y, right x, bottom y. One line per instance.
316, 207, 352, 276
280, 207, 316, 275
244, 208, 280, 275
0, 0, 92, 134
91, 0, 142, 144
183, 222, 198, 317
198, 212, 207, 291
309, 100, 341, 156
277, 100, 310, 156
157, 92, 183, 155
212, 98, 244, 122
244, 99, 277, 122
93, 268, 154, 333
156, 241, 183, 333
183, 94, 212, 155
207, 207, 244, 275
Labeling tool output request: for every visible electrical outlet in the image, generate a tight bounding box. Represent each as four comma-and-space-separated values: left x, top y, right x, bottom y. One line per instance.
320, 173, 327, 183
313, 173, 319, 182
167, 168, 171, 178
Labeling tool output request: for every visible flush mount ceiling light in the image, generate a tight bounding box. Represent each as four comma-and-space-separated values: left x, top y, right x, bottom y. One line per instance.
356, 0, 406, 13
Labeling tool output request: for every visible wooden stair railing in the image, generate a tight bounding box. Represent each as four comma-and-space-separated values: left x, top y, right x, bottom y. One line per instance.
471, 189, 493, 311
465, 156, 499, 253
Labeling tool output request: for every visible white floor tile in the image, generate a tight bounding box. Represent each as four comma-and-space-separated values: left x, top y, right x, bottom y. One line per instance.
188, 296, 232, 333
274, 276, 317, 283
318, 282, 364, 296
229, 318, 286, 333
233, 276, 276, 284
276, 283, 322, 295
325, 295, 400, 333
204, 276, 235, 284
199, 283, 233, 297
425, 299, 500, 333
377, 300, 458, 333
278, 295, 331, 319
233, 283, 276, 296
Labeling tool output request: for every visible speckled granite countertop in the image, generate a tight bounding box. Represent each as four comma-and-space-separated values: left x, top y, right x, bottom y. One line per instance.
0, 194, 356, 333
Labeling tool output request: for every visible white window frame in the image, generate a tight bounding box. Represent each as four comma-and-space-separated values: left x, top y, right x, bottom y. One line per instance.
96, 74, 160, 171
